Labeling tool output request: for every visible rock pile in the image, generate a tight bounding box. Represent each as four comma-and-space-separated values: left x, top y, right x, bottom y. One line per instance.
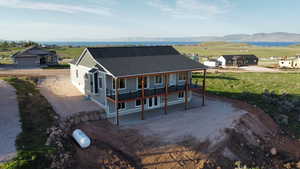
46, 111, 103, 169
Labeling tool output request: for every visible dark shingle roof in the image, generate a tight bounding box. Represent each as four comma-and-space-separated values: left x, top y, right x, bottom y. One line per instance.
221, 54, 258, 60
86, 46, 206, 77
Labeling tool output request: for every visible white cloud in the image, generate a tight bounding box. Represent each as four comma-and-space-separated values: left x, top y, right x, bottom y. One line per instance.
0, 22, 126, 41
147, 0, 231, 19
0, 0, 112, 16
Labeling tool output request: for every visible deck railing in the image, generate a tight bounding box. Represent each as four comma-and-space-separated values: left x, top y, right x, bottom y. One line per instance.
106, 83, 202, 101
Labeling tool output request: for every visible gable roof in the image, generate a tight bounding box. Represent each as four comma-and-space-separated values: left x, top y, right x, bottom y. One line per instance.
221, 54, 258, 60
78, 46, 206, 77
12, 46, 56, 58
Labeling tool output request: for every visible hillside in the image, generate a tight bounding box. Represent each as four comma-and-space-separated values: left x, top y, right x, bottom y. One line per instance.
111, 32, 300, 42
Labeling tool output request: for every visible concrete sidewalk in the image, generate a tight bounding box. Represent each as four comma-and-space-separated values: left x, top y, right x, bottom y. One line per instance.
0, 80, 21, 162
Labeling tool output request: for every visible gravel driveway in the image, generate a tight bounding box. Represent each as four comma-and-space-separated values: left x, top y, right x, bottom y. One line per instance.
38, 75, 103, 119
123, 94, 247, 145
0, 80, 21, 162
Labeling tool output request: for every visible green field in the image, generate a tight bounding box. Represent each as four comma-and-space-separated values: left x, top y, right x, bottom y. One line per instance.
2, 42, 300, 64
193, 72, 300, 138
174, 42, 300, 58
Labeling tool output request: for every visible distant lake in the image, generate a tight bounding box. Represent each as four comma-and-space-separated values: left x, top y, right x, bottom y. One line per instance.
41, 41, 300, 47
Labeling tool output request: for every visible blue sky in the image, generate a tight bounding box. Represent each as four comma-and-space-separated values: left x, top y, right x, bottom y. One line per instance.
1, 0, 300, 41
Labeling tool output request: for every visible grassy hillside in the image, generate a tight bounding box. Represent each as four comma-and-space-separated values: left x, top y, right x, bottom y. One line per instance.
193, 72, 300, 138
174, 42, 300, 58
2, 42, 300, 63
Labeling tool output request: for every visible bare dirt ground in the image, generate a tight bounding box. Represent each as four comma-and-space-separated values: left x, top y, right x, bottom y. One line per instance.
0, 68, 69, 77
68, 94, 300, 169
0, 80, 21, 162
38, 75, 103, 119
239, 66, 279, 72
122, 95, 247, 145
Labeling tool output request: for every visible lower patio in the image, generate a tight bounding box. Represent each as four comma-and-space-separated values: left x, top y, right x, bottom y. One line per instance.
118, 93, 248, 143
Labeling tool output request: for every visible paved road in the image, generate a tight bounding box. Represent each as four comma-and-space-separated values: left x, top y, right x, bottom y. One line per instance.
0, 80, 21, 162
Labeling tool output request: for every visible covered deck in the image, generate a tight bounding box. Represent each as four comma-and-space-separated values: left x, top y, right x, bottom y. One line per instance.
109, 69, 207, 126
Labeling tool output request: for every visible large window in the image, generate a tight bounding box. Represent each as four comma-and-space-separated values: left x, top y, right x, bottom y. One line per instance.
178, 72, 187, 81
178, 92, 184, 99
89, 74, 94, 93
98, 76, 103, 89
137, 77, 148, 89
113, 79, 126, 89
93, 72, 99, 94
155, 75, 163, 84
118, 102, 126, 110
136, 99, 147, 107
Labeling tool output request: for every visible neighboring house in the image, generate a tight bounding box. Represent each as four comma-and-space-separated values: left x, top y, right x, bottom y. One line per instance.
70, 46, 207, 124
279, 57, 300, 68
217, 54, 259, 67
203, 59, 221, 68
12, 46, 58, 66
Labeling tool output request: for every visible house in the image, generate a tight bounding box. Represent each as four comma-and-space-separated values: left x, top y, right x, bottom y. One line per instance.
203, 59, 222, 68
70, 46, 207, 125
217, 54, 258, 67
279, 57, 300, 68
12, 46, 58, 66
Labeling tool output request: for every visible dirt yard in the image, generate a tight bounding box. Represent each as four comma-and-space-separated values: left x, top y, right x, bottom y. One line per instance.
0, 68, 69, 77
38, 75, 103, 118
122, 95, 247, 145
68, 94, 300, 169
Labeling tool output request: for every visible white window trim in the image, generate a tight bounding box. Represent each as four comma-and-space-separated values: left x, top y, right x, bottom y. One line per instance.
112, 78, 127, 90
136, 76, 150, 90
154, 75, 163, 85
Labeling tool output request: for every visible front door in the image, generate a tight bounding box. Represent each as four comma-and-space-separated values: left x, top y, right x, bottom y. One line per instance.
169, 74, 176, 86
148, 96, 160, 109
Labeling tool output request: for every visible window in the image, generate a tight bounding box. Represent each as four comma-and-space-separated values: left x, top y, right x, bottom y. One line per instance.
113, 79, 126, 89
89, 74, 94, 93
136, 99, 141, 107
178, 72, 186, 81
137, 77, 148, 89
76, 70, 79, 78
98, 76, 103, 89
178, 92, 184, 99
155, 75, 163, 84
93, 72, 99, 94
136, 99, 146, 107
118, 102, 126, 110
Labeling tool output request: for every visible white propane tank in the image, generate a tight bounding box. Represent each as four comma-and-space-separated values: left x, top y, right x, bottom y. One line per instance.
72, 129, 91, 148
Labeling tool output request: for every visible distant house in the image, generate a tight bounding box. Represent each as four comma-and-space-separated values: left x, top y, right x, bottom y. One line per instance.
203, 59, 221, 68
70, 46, 207, 124
12, 46, 58, 66
217, 54, 259, 67
279, 57, 300, 68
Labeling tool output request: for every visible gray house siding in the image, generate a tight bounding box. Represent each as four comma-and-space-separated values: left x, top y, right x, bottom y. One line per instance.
78, 52, 97, 68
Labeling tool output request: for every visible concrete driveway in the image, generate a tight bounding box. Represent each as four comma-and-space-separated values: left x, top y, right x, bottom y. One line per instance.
0, 80, 21, 162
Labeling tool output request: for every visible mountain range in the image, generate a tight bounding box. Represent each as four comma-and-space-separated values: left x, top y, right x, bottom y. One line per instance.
110, 32, 300, 42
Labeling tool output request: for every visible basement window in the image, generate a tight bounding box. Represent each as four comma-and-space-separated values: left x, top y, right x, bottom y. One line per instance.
178, 92, 184, 99
118, 102, 126, 110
